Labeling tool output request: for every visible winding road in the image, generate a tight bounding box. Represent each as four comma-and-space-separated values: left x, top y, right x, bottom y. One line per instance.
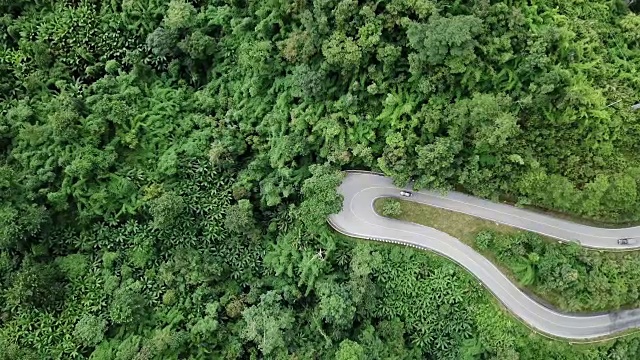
328, 171, 640, 340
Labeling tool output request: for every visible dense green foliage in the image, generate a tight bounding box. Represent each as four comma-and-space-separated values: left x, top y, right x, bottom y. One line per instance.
3, 0, 640, 358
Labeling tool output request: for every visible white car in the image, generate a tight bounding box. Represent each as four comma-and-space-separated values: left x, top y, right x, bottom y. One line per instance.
618, 238, 637, 245
399, 191, 412, 197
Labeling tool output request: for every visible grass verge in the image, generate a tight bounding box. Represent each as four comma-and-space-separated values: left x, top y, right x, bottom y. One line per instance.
373, 197, 521, 245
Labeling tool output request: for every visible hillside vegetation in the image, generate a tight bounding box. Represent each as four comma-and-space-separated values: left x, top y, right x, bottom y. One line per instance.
2, 0, 640, 358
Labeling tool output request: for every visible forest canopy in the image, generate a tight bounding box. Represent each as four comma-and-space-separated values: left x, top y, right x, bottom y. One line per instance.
2, 0, 640, 359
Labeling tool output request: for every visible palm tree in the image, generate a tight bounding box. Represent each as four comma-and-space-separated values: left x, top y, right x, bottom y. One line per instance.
512, 252, 539, 286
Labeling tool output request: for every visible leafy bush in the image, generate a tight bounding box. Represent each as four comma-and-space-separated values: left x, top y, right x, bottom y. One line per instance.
381, 199, 402, 217
74, 315, 107, 347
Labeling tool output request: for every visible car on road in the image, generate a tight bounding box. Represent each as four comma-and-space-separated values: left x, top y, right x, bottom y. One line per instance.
400, 191, 412, 197
617, 238, 637, 245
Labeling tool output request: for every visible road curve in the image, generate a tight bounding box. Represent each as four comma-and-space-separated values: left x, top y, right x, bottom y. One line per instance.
328, 171, 640, 340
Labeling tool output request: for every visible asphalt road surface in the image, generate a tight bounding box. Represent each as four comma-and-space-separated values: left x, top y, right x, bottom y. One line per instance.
328, 171, 640, 340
